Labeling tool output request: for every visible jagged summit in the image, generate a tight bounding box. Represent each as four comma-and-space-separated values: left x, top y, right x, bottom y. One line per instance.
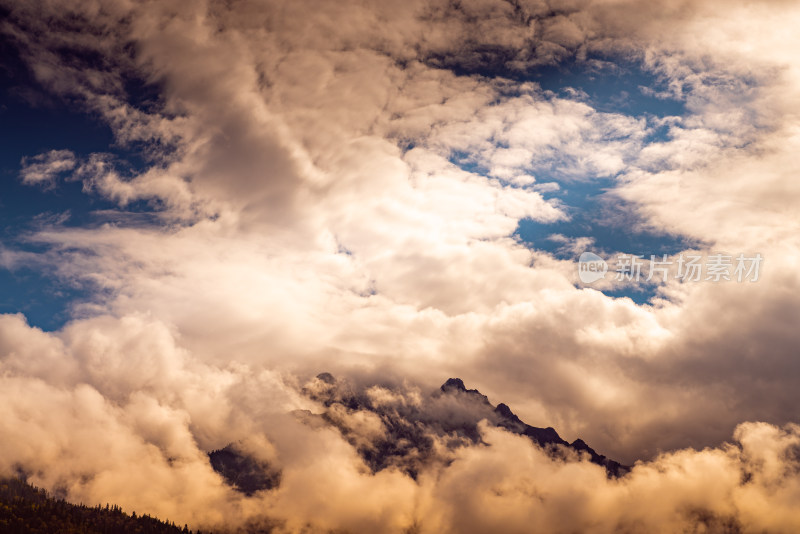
440, 377, 491, 405
440, 378, 629, 477
496, 402, 531, 427
441, 377, 466, 391
210, 375, 629, 494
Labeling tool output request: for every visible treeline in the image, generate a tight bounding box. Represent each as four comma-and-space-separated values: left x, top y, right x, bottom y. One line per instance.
0, 477, 209, 534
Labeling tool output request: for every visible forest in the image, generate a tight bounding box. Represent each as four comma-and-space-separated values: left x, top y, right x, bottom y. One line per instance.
0, 477, 206, 534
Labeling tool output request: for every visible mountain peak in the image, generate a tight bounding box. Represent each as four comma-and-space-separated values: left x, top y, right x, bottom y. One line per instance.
292, 375, 630, 480
439, 379, 629, 477
441, 378, 467, 392
495, 402, 521, 423
316, 372, 336, 384
440, 378, 492, 406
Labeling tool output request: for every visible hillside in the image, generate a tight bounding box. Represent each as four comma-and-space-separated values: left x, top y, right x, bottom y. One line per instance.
0, 477, 206, 534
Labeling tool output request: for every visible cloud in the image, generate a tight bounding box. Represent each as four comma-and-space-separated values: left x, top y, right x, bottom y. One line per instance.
19, 149, 77, 188
2, 316, 800, 533
1, 0, 800, 531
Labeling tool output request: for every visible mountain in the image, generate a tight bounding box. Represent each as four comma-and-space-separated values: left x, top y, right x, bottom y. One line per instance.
0, 477, 204, 534
210, 376, 628, 495
208, 445, 281, 496
442, 378, 628, 477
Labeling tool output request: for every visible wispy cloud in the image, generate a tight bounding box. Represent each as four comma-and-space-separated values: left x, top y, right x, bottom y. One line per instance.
19, 149, 76, 188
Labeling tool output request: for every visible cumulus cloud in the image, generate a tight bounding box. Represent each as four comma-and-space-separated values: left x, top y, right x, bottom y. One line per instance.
1, 0, 800, 531
3, 320, 800, 533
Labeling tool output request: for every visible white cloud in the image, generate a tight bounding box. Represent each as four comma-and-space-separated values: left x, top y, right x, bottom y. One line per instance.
2, 0, 800, 530
19, 149, 77, 188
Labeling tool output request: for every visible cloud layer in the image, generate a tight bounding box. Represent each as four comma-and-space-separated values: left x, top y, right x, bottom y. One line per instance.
2, 0, 800, 531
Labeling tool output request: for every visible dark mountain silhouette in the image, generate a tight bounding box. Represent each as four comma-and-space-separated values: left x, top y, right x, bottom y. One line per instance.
210, 375, 629, 495
208, 445, 281, 496
441, 377, 628, 477
439, 377, 629, 477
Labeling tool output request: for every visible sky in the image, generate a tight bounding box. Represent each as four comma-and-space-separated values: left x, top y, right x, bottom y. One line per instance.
1, 0, 800, 532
